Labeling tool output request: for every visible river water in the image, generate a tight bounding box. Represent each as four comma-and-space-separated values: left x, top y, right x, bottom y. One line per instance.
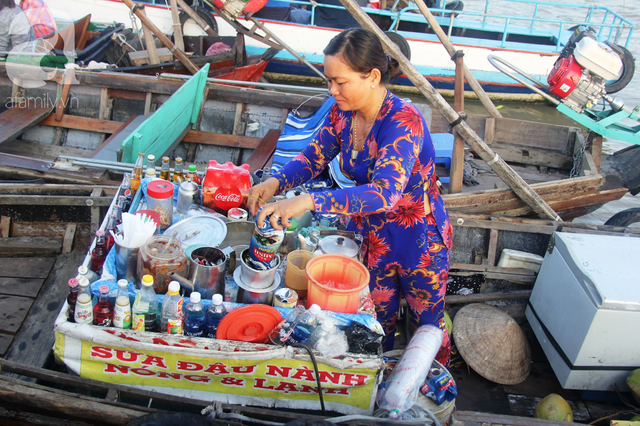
455, 0, 640, 225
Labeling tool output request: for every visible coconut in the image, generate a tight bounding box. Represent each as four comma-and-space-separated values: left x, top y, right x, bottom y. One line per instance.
444, 311, 453, 336
627, 369, 640, 405
534, 394, 573, 422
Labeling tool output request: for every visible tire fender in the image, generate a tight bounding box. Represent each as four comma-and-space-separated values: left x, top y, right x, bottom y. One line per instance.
603, 207, 640, 227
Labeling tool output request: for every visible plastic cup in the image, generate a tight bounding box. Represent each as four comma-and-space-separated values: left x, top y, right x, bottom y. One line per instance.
285, 250, 313, 299
305, 254, 370, 314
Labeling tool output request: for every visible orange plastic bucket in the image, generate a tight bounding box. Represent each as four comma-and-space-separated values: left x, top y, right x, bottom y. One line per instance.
305, 254, 370, 313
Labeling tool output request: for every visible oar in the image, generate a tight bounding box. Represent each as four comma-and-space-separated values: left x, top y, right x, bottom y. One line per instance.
121, 0, 199, 75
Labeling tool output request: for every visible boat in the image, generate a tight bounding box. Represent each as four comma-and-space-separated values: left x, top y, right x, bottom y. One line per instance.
41, 0, 635, 99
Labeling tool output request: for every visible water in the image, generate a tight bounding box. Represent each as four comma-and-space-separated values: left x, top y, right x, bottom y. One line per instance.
452, 0, 640, 225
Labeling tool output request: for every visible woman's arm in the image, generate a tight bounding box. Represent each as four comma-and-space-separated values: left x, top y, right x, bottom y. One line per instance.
312, 103, 426, 215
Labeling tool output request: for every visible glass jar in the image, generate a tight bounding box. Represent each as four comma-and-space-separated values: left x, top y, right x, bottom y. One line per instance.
136, 235, 188, 294
146, 180, 174, 230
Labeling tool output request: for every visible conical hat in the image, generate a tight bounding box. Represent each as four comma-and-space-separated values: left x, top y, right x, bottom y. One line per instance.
452, 303, 531, 385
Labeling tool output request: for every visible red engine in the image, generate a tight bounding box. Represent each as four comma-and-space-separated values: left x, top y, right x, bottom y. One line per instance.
547, 55, 583, 99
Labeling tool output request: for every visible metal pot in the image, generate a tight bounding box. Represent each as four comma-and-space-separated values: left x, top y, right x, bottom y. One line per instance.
311, 230, 363, 260
169, 246, 234, 299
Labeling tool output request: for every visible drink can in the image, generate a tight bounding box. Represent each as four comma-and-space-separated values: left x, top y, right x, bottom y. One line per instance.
248, 208, 284, 270
228, 207, 248, 221
273, 288, 298, 308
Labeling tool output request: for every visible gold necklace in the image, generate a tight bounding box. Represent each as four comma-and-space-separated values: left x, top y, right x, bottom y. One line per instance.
351, 90, 387, 161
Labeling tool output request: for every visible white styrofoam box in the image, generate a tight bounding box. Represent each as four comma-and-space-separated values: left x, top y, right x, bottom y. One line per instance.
573, 37, 623, 80
497, 249, 543, 273
525, 231, 640, 391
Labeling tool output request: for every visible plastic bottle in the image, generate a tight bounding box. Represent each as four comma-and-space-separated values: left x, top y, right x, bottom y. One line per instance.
204, 294, 227, 338
90, 230, 108, 275
160, 281, 184, 334
120, 173, 132, 214
66, 278, 79, 322
76, 265, 96, 284
185, 164, 201, 185
113, 279, 131, 329
132, 274, 159, 332
380, 325, 444, 418
130, 152, 145, 199
269, 305, 321, 345
94, 285, 114, 327
184, 292, 206, 337
289, 303, 322, 344
172, 157, 184, 184
74, 277, 93, 324
159, 156, 171, 181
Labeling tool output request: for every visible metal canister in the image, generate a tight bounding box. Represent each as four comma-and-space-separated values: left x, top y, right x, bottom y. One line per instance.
248, 208, 284, 270
273, 287, 298, 308
176, 180, 199, 214
228, 207, 248, 221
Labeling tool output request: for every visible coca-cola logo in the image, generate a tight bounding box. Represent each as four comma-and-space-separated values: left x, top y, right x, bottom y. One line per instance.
213, 186, 241, 211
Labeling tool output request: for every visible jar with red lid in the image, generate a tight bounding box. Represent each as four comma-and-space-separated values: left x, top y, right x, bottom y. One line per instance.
146, 180, 174, 230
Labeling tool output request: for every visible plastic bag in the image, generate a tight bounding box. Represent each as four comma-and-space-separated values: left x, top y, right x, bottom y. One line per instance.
346, 321, 383, 355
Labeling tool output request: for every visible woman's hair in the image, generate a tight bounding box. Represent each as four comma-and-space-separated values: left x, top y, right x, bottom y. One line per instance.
323, 28, 400, 84
0, 0, 16, 9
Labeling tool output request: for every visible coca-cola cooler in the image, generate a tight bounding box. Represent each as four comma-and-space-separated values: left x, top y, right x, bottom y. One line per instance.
525, 231, 640, 391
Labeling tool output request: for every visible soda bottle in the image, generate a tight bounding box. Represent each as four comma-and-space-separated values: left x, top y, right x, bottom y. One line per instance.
159, 156, 171, 181
66, 278, 79, 322
204, 293, 227, 338
90, 230, 108, 275
130, 152, 145, 199
145, 164, 157, 179
74, 277, 94, 324
160, 281, 184, 334
147, 154, 156, 168
104, 214, 117, 251
76, 264, 96, 284
113, 279, 132, 329
185, 164, 201, 185
184, 292, 206, 337
120, 173, 132, 214
172, 157, 184, 184
115, 198, 124, 225
132, 274, 159, 332
94, 285, 113, 327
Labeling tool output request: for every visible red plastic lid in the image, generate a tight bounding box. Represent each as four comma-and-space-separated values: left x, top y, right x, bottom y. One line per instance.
135, 209, 161, 228
216, 305, 283, 343
147, 180, 174, 199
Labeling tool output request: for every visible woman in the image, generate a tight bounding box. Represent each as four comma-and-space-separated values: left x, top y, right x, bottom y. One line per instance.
247, 28, 453, 367
0, 0, 33, 59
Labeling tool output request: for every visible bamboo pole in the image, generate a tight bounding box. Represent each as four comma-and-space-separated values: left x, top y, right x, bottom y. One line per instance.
176, 0, 218, 36
170, 0, 185, 52
338, 0, 560, 221
413, 0, 502, 118
121, 0, 199, 75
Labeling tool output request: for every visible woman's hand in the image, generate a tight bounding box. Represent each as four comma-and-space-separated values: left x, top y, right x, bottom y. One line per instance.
247, 177, 280, 217
257, 194, 315, 230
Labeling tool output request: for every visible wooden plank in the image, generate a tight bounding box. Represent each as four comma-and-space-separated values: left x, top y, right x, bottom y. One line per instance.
40, 114, 123, 134
0, 106, 53, 144
0, 295, 34, 334
54, 69, 75, 121
0, 334, 11, 357
0, 184, 118, 196
90, 187, 103, 234
0, 277, 44, 297
490, 142, 573, 170
90, 116, 137, 160
245, 129, 281, 172
0, 139, 92, 160
589, 132, 602, 172
3, 250, 83, 368
11, 222, 94, 246
0, 406, 93, 426
451, 215, 558, 234
0, 377, 152, 425
445, 290, 531, 304
0, 237, 61, 257
487, 227, 499, 266
0, 194, 113, 207
129, 47, 173, 65
0, 257, 55, 279
493, 117, 573, 152
0, 216, 10, 238
62, 224, 77, 254
451, 263, 536, 277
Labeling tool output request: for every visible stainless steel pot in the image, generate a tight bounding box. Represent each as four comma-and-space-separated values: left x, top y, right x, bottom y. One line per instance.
310, 230, 363, 260
169, 246, 234, 299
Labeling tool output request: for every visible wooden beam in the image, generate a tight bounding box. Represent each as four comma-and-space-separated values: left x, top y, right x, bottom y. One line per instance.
90, 187, 104, 233
54, 69, 75, 122
169, 0, 185, 52
445, 289, 531, 304
0, 216, 10, 238
0, 237, 61, 257
0, 194, 112, 207
62, 224, 77, 254
139, 9, 160, 65
449, 50, 464, 194
245, 129, 281, 172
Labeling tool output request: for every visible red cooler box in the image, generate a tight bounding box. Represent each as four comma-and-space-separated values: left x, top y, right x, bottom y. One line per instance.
525, 231, 640, 391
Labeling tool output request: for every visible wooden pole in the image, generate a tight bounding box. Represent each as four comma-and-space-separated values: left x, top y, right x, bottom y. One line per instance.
121, 0, 199, 75
449, 50, 464, 193
139, 9, 162, 65
338, 0, 561, 221
412, 0, 503, 119
176, 0, 218, 36
170, 0, 185, 53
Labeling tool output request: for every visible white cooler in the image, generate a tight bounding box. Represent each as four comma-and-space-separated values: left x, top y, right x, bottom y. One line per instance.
525, 231, 640, 391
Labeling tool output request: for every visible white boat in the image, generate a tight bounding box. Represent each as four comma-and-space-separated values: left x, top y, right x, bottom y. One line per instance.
43, 0, 635, 99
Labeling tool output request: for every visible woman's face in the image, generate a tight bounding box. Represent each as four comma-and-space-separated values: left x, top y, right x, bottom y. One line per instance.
324, 54, 376, 112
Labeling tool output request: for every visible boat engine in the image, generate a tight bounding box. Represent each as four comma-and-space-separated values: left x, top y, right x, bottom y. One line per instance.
547, 27, 635, 113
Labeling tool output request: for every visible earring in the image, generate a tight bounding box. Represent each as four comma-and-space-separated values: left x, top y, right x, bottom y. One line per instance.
371, 84, 375, 89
